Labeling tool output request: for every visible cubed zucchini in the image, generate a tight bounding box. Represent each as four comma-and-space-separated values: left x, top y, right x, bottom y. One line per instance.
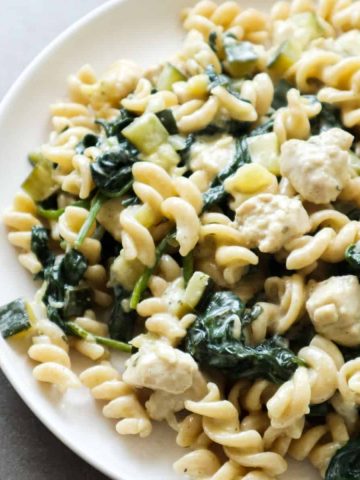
247, 132, 280, 175
0, 298, 33, 338
267, 40, 302, 77
224, 38, 258, 78
122, 113, 169, 155
156, 63, 186, 91
22, 157, 58, 202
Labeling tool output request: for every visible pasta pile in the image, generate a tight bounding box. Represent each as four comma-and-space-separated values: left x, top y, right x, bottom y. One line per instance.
3, 0, 360, 478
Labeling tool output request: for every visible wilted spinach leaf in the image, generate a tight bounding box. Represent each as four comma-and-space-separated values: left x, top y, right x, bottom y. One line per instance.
96, 109, 135, 138
184, 291, 303, 383
311, 102, 342, 135
42, 249, 90, 328
75, 133, 100, 154
326, 436, 360, 480
272, 80, 293, 110
31, 226, 55, 269
90, 143, 138, 197
110, 286, 137, 342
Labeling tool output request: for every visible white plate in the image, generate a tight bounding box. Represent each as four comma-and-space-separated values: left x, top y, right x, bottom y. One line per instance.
0, 1, 321, 479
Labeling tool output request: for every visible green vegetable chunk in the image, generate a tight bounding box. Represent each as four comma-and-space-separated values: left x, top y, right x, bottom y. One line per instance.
156, 109, 178, 135
130, 231, 176, 308
345, 243, 360, 270
223, 38, 259, 77
0, 298, 32, 338
267, 40, 301, 77
184, 291, 304, 383
31, 226, 55, 268
156, 63, 186, 91
122, 113, 169, 154
325, 437, 360, 480
90, 141, 138, 198
66, 322, 132, 354
110, 286, 137, 342
22, 157, 57, 202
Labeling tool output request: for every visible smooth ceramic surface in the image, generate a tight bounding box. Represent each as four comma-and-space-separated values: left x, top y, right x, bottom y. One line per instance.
0, 1, 321, 478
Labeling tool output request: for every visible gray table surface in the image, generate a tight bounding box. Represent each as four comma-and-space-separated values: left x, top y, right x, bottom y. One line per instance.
0, 1, 109, 479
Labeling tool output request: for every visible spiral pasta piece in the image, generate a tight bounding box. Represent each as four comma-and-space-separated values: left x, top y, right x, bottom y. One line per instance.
185, 383, 287, 477
80, 362, 152, 437
267, 336, 339, 429
28, 318, 80, 390
3, 191, 43, 274
58, 206, 101, 264
182, 1, 270, 44
283, 210, 360, 270
122, 78, 178, 113
289, 413, 350, 477
274, 89, 322, 144
199, 213, 259, 284
250, 274, 305, 342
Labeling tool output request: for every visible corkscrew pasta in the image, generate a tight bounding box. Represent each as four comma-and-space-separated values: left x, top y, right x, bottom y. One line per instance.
2, 1, 360, 479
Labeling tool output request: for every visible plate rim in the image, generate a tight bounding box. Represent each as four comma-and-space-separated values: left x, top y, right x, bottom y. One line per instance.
0, 1, 126, 478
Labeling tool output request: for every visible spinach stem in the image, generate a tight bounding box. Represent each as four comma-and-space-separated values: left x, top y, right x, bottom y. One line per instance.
75, 180, 134, 248
130, 230, 176, 309
183, 250, 194, 286
37, 199, 90, 221
66, 322, 132, 353
75, 192, 107, 248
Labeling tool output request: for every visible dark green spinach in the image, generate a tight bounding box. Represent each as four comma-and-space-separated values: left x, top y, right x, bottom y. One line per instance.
110, 286, 137, 342
326, 437, 360, 480
184, 291, 304, 383
96, 109, 135, 138
42, 249, 90, 327
311, 102, 342, 134
31, 226, 55, 269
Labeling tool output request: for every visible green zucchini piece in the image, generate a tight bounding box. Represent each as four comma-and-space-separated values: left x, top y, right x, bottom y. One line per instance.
223, 38, 258, 78
247, 132, 280, 175
0, 298, 32, 338
22, 157, 57, 202
156, 109, 178, 134
291, 12, 325, 47
267, 40, 302, 76
122, 113, 169, 155
156, 63, 186, 91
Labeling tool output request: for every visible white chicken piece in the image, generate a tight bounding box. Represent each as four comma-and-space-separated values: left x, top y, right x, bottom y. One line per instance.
145, 370, 207, 426
306, 275, 360, 347
190, 134, 235, 185
123, 341, 199, 395
280, 128, 353, 204
234, 193, 311, 253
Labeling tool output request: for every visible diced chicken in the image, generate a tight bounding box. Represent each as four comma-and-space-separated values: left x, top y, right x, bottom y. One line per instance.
190, 134, 235, 184
145, 370, 207, 424
306, 275, 360, 347
280, 128, 353, 204
234, 193, 311, 253
123, 341, 198, 394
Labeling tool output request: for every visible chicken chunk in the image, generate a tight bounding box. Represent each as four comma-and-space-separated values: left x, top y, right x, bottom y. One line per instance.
123, 341, 198, 394
190, 134, 235, 185
145, 370, 207, 424
306, 275, 360, 347
280, 128, 353, 204
234, 193, 311, 253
